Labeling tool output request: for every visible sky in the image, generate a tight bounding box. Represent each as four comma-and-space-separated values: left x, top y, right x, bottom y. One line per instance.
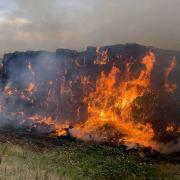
0, 0, 180, 56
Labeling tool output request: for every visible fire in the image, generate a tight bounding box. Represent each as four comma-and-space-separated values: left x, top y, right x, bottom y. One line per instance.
166, 126, 174, 132
55, 123, 70, 136
28, 115, 55, 126
166, 125, 180, 133
26, 82, 36, 93
164, 84, 177, 93
164, 57, 177, 93
165, 57, 176, 78
28, 115, 69, 136
94, 47, 109, 65
5, 83, 13, 96
27, 62, 35, 76
1, 47, 179, 153
72, 52, 156, 148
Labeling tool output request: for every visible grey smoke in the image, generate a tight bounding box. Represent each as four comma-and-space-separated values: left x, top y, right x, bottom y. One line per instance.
0, 0, 180, 56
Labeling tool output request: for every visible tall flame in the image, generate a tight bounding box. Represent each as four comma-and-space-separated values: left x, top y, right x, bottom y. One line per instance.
71, 52, 156, 148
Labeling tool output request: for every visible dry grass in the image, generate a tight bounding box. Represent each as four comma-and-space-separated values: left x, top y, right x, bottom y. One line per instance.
0, 140, 179, 180
154, 163, 180, 180
0, 143, 61, 180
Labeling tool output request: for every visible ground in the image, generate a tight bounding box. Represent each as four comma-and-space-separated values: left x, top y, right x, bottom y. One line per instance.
0, 132, 179, 180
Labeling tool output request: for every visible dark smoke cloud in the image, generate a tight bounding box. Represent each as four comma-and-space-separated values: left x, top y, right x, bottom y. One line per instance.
0, 0, 180, 56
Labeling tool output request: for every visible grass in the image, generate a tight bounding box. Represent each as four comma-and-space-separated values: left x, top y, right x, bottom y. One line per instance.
0, 140, 179, 180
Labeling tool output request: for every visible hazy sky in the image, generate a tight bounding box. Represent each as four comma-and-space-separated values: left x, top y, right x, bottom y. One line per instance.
0, 0, 180, 56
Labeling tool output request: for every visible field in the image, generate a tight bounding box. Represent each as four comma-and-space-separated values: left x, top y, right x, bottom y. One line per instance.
0, 132, 179, 180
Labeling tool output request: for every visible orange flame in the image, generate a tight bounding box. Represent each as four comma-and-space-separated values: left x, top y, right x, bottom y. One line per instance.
27, 62, 35, 76
71, 52, 156, 148
26, 82, 36, 93
165, 57, 176, 78
5, 83, 13, 96
164, 57, 177, 93
94, 47, 109, 65
28, 115, 69, 136
166, 126, 175, 132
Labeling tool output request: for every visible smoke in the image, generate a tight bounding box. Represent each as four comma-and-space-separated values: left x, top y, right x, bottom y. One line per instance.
0, 51, 67, 132
0, 0, 180, 56
154, 138, 180, 154
0, 44, 180, 154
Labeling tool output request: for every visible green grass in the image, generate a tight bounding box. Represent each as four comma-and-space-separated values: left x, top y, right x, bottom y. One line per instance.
0, 141, 179, 180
